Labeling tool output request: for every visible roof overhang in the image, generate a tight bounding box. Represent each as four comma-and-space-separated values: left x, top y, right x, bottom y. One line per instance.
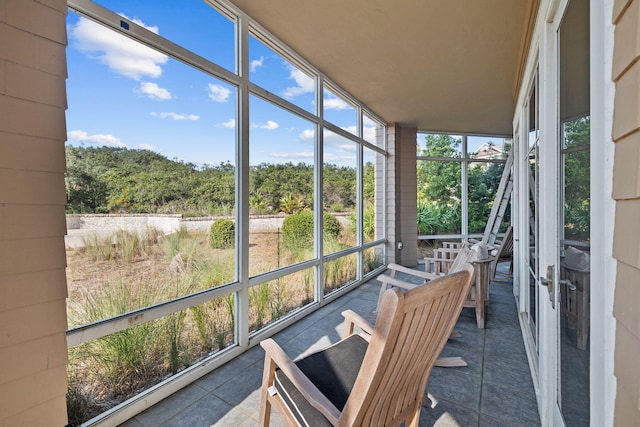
228, 0, 536, 136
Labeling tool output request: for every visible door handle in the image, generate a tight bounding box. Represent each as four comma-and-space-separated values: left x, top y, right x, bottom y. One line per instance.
559, 278, 576, 291
539, 265, 555, 309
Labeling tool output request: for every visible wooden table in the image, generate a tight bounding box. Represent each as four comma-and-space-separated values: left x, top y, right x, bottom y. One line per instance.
466, 256, 493, 329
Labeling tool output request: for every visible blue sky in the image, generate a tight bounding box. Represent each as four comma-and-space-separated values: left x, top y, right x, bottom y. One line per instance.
64, 1, 377, 168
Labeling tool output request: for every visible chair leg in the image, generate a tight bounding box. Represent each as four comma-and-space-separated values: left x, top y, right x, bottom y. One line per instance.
259, 357, 276, 427
407, 401, 422, 427
259, 397, 271, 427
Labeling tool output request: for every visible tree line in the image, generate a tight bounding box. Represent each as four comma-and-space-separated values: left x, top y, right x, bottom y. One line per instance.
65, 145, 372, 216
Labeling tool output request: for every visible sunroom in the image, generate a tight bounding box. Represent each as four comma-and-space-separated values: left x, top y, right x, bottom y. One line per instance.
2, 0, 625, 426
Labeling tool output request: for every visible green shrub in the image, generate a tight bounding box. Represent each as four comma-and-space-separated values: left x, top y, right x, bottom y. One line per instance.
209, 219, 235, 249
417, 199, 461, 234
279, 193, 306, 214
281, 211, 342, 250
282, 211, 314, 250
323, 212, 342, 240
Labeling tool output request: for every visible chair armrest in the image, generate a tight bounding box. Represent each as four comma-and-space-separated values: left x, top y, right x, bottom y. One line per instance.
342, 309, 374, 338
386, 263, 440, 281
378, 274, 421, 291
261, 339, 341, 424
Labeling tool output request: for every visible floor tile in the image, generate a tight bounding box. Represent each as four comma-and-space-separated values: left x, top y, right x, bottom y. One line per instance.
160, 394, 245, 427
421, 396, 480, 427
121, 270, 541, 427
134, 383, 207, 426
480, 380, 540, 426
210, 363, 263, 407
195, 356, 252, 392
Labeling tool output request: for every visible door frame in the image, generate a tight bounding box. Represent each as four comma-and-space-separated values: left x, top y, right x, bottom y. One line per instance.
514, 0, 617, 426
514, 0, 567, 424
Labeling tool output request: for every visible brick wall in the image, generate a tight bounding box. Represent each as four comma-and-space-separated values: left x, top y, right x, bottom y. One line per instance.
612, 0, 640, 424
0, 0, 69, 425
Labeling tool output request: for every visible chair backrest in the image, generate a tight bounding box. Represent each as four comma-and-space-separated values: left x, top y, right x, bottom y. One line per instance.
496, 225, 514, 259
339, 265, 474, 426
448, 243, 475, 272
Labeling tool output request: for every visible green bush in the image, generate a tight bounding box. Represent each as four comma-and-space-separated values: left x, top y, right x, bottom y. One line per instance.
209, 219, 235, 249
282, 211, 342, 250
323, 212, 342, 240
282, 211, 314, 250
417, 199, 461, 234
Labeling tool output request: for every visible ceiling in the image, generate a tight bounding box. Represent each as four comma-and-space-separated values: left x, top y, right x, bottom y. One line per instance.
229, 0, 533, 136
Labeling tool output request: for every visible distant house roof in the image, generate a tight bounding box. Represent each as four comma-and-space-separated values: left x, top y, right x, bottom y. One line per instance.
473, 142, 503, 160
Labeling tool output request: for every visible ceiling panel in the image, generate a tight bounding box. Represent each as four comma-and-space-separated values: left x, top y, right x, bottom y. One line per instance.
229, 0, 531, 135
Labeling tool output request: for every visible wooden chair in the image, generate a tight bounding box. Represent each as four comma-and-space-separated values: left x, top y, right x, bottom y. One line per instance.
490, 225, 513, 281
259, 267, 474, 427
380, 242, 492, 329
423, 242, 474, 276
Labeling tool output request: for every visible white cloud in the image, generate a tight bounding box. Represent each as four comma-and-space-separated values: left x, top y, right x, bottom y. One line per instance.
250, 56, 264, 72
262, 120, 279, 130
363, 125, 378, 143
282, 66, 314, 99
222, 118, 236, 128
70, 16, 168, 80
139, 143, 156, 151
343, 125, 357, 135
208, 83, 231, 102
67, 130, 126, 147
323, 152, 356, 164
252, 120, 279, 130
138, 82, 172, 100
324, 96, 351, 111
363, 115, 376, 126
271, 151, 314, 159
151, 112, 199, 120
299, 129, 315, 140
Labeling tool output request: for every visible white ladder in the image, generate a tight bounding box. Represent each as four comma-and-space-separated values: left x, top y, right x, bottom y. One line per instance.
481, 148, 514, 247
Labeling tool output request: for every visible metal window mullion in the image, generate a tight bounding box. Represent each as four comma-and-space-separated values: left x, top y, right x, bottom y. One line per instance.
356, 114, 364, 279
461, 135, 469, 240
236, 14, 250, 350
323, 121, 361, 143
363, 139, 386, 156
249, 83, 319, 125
323, 80, 359, 112
323, 245, 361, 263
315, 78, 324, 304
247, 258, 320, 287
66, 283, 241, 347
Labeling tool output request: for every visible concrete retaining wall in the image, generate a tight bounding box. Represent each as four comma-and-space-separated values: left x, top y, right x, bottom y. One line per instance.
65, 213, 352, 248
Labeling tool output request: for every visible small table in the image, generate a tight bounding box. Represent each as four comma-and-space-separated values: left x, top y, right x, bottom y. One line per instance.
465, 256, 493, 329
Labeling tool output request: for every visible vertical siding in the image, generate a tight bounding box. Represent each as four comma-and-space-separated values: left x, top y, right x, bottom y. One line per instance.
612, 0, 640, 424
386, 124, 417, 267
0, 0, 69, 425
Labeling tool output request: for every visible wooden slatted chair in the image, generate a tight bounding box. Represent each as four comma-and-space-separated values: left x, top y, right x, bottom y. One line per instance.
380, 241, 492, 330
490, 225, 513, 281
259, 266, 474, 427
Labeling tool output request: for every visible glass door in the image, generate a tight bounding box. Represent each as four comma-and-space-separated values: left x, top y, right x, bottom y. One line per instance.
557, 0, 591, 424
524, 73, 539, 350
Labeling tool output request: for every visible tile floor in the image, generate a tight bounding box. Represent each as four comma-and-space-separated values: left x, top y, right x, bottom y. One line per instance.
120, 269, 540, 427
